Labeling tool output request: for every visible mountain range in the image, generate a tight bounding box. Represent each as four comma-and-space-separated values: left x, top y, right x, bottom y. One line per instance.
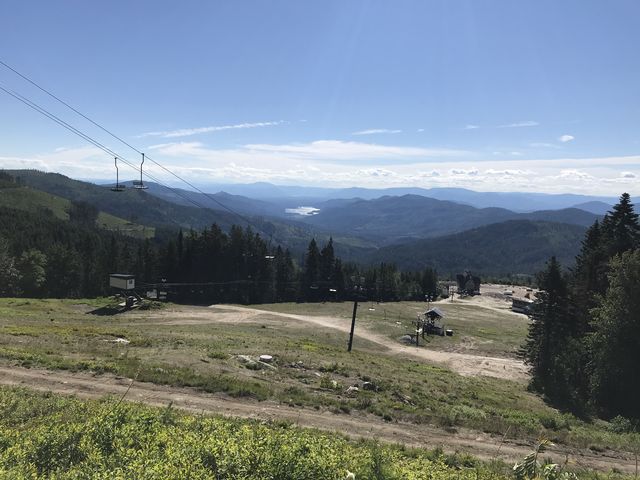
4, 169, 616, 275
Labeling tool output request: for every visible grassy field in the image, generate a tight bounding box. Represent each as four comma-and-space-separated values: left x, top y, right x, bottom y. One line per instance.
0, 298, 637, 460
97, 211, 155, 239
254, 299, 528, 358
0, 386, 529, 479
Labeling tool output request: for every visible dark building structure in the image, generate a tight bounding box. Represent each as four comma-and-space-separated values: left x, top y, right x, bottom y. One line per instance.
456, 271, 481, 295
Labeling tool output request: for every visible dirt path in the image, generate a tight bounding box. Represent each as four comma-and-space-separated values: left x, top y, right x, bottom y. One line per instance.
208, 305, 529, 381
0, 365, 634, 474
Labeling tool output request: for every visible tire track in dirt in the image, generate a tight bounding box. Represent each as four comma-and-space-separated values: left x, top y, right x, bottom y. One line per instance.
211, 305, 529, 381
0, 366, 634, 474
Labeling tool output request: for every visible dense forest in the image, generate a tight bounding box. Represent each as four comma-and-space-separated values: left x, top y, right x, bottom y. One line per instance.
521, 193, 640, 420
0, 172, 438, 303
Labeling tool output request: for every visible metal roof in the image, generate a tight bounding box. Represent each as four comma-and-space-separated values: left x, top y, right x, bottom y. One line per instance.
425, 307, 445, 318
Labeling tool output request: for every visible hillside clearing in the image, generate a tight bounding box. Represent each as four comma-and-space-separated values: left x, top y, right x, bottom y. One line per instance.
0, 297, 637, 472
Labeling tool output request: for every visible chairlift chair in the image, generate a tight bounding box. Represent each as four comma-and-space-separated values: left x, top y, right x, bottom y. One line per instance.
133, 153, 148, 190
110, 157, 126, 192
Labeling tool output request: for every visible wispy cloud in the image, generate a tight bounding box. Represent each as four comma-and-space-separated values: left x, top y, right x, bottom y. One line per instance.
529, 142, 561, 148
498, 120, 539, 128
5, 144, 640, 196
352, 129, 402, 135
149, 140, 470, 165
464, 124, 480, 130
138, 120, 285, 138
558, 134, 575, 143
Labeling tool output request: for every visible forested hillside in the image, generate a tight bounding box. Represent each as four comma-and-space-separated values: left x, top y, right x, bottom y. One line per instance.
299, 194, 598, 244
5, 170, 374, 258
367, 220, 586, 276
522, 193, 640, 420
7, 169, 240, 230
0, 171, 436, 302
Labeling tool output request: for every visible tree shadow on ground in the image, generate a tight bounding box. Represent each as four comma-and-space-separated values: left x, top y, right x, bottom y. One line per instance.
86, 305, 125, 316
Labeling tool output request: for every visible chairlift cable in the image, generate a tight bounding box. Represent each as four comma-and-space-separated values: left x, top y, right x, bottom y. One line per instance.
0, 59, 279, 240
0, 84, 231, 217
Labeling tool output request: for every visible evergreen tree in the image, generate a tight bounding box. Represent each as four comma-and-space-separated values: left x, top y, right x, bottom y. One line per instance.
0, 237, 19, 296
45, 244, 83, 298
275, 246, 296, 302
17, 249, 47, 297
302, 239, 320, 301
521, 257, 573, 398
589, 250, 640, 418
319, 237, 335, 290
67, 200, 98, 227
421, 267, 438, 299
601, 193, 640, 257
332, 258, 346, 301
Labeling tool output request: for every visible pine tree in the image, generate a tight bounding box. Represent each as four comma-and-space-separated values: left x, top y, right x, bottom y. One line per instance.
421, 267, 438, 299
602, 193, 640, 257
302, 239, 320, 301
521, 257, 572, 396
589, 250, 640, 418
319, 238, 335, 298
0, 237, 20, 296
17, 249, 47, 297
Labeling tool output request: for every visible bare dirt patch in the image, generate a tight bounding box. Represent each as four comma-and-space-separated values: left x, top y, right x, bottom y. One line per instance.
206, 305, 529, 381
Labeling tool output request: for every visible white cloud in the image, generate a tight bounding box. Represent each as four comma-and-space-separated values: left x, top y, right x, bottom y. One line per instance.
150, 140, 470, 166
498, 120, 539, 128
417, 128, 425, 132
558, 134, 575, 143
356, 168, 396, 177
5, 143, 640, 196
557, 169, 594, 180
485, 169, 532, 177
450, 168, 479, 176
416, 170, 440, 178
137, 120, 285, 138
529, 142, 561, 149
464, 124, 480, 130
352, 128, 402, 135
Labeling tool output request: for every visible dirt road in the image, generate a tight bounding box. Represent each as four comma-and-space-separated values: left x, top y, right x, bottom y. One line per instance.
205, 305, 530, 381
0, 365, 633, 474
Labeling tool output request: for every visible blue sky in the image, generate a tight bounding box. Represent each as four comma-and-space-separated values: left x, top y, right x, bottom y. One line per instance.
1, 1, 639, 195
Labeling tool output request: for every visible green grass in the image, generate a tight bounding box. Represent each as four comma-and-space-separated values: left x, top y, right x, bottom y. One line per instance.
1, 387, 633, 479
253, 299, 528, 357
0, 298, 637, 456
0, 386, 516, 479
0, 186, 70, 219
97, 211, 155, 238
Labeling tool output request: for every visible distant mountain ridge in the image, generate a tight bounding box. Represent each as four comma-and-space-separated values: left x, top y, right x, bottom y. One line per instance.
297, 194, 600, 245
183, 181, 617, 212
5, 170, 376, 257
4, 170, 607, 275
366, 220, 587, 275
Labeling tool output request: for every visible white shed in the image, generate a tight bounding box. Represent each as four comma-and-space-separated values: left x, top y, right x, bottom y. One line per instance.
109, 274, 135, 291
